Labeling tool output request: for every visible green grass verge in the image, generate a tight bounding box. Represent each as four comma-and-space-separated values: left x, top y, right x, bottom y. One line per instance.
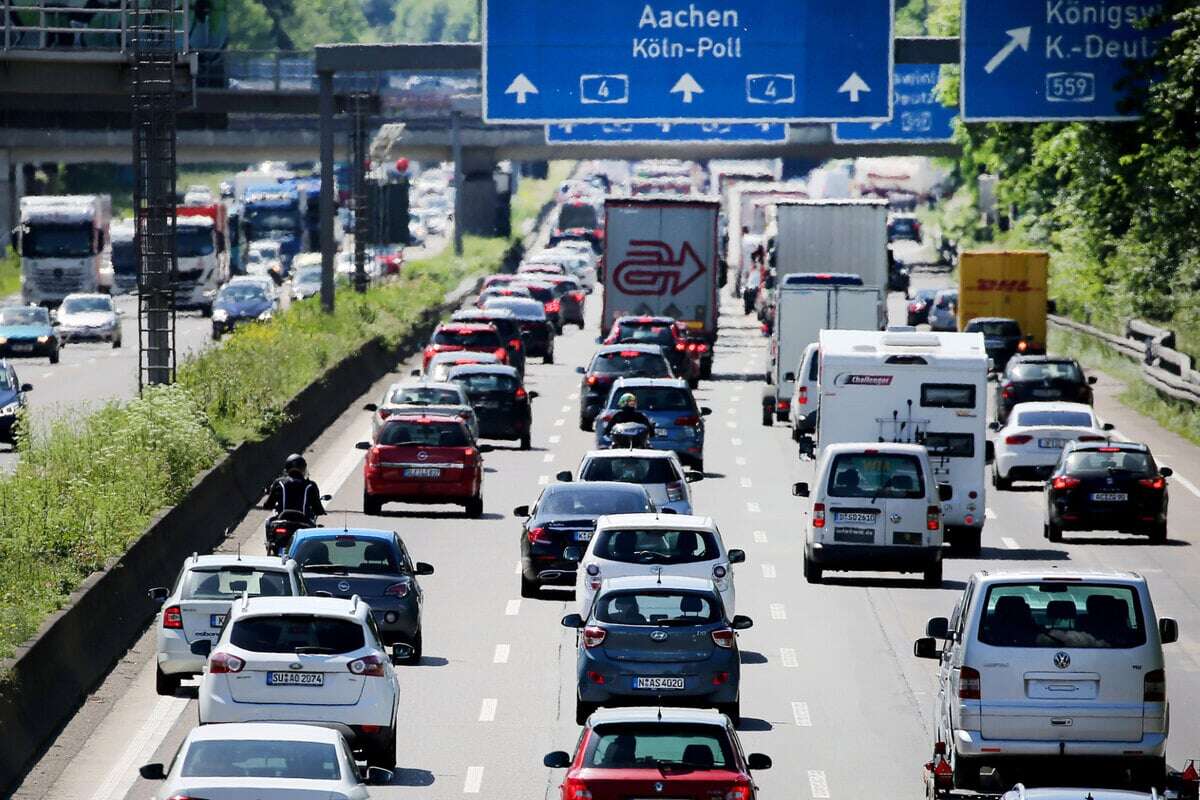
0, 249, 20, 298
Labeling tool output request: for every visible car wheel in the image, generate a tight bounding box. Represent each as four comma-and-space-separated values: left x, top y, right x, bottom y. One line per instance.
520, 573, 540, 599
803, 555, 822, 584
211, 328, 222, 341
1130, 756, 1166, 791
544, 350, 554, 365
923, 561, 943, 587
155, 665, 181, 696
366, 727, 396, 769
761, 408, 772, 427
688, 376, 699, 389
465, 496, 483, 518
1149, 521, 1167, 544
363, 492, 383, 516
49, 348, 59, 365
952, 753, 979, 791
950, 527, 982, 556
1046, 520, 1063, 543
580, 417, 593, 432
575, 699, 597, 726
519, 433, 531, 451
700, 361, 712, 380
405, 629, 423, 664
717, 700, 740, 726
992, 468, 1011, 491
201, 304, 213, 319
112, 336, 122, 349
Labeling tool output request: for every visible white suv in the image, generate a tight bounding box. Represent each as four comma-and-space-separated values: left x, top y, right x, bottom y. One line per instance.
573, 513, 744, 615
914, 571, 1178, 791
148, 555, 304, 696
197, 595, 406, 768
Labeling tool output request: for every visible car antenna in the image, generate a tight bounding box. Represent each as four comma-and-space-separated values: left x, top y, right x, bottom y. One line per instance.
236, 540, 241, 561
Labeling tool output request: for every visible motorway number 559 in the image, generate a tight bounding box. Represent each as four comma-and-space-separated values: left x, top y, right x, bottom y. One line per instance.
1045, 72, 1095, 104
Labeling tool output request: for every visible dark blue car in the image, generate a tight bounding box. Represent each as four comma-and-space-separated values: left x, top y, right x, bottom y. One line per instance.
0, 306, 60, 363
0, 360, 32, 443
210, 279, 275, 340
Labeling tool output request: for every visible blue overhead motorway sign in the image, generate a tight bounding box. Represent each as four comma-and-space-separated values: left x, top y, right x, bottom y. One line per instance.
546, 122, 789, 144
483, 1, 894, 123
834, 64, 956, 143
962, 0, 1168, 121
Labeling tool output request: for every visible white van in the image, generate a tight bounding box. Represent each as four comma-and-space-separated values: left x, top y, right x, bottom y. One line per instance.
792, 442, 948, 585
789, 342, 821, 450
914, 571, 1178, 791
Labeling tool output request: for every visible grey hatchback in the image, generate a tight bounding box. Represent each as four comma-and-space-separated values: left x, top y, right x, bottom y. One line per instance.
562, 575, 752, 725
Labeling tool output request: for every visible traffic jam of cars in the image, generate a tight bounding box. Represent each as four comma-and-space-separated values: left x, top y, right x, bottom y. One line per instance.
104, 158, 1200, 800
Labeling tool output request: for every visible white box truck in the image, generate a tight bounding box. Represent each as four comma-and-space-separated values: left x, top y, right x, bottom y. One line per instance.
816, 329, 990, 555
15, 195, 112, 305
763, 274, 881, 426
603, 196, 720, 376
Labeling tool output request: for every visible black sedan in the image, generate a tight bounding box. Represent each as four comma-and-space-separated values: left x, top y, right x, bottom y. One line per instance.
482, 297, 555, 364
1044, 440, 1171, 543
576, 344, 672, 431
995, 355, 1096, 423
964, 316, 1024, 372
905, 288, 937, 326
446, 363, 537, 450
515, 481, 657, 598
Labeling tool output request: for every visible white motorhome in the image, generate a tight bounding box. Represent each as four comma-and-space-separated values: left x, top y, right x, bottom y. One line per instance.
16, 195, 111, 305
816, 329, 989, 555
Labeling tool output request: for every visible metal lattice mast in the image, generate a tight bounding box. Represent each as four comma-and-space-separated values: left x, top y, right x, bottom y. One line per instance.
351, 92, 371, 294
131, 0, 178, 389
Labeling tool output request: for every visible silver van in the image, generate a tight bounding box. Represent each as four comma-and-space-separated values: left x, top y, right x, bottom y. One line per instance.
914, 571, 1178, 791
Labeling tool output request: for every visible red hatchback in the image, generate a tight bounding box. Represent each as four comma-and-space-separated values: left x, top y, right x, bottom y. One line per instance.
544, 707, 771, 800
423, 323, 508, 370
357, 414, 486, 517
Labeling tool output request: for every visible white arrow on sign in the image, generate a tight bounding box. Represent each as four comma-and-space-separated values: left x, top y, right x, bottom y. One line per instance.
505, 73, 539, 104
670, 73, 704, 103
837, 72, 871, 103
983, 27, 1032, 74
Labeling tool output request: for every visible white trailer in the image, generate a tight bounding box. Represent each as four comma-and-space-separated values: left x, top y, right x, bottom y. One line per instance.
726, 183, 807, 297
16, 195, 111, 305
816, 329, 989, 555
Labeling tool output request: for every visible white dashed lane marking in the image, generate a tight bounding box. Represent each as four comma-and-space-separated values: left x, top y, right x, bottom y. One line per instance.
726, 421, 738, 429
746, 501, 761, 513
770, 603, 787, 620
753, 530, 768, 543
513, 561, 521, 575
505, 600, 521, 616
543, 453, 555, 463
761, 563, 776, 579
731, 437, 743, 446
554, 418, 565, 427
791, 701, 812, 727
808, 769, 831, 799
478, 698, 497, 722
463, 766, 484, 794
985, 507, 997, 520
740, 477, 752, 489
568, 392, 579, 400
538, 475, 549, 485
561, 405, 571, 413
493, 644, 510, 663
780, 648, 798, 667
735, 456, 747, 467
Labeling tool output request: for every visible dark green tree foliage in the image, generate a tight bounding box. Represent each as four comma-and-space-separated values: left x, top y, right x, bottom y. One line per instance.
229, 0, 478, 48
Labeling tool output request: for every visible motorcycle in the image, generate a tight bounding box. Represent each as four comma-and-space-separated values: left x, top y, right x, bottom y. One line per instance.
263, 493, 333, 555
607, 421, 652, 449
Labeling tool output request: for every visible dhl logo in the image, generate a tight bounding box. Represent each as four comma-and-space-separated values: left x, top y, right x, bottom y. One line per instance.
973, 279, 1037, 292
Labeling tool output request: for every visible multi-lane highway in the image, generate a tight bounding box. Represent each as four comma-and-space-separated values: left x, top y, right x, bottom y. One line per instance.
13, 264, 1200, 800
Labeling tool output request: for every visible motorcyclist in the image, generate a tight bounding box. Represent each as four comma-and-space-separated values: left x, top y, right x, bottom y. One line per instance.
608, 393, 654, 431
265, 453, 326, 525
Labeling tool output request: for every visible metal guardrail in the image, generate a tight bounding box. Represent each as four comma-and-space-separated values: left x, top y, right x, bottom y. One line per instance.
1049, 313, 1200, 405
1, 0, 189, 53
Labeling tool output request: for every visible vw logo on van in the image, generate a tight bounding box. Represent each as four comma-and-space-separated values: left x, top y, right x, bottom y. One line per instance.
1054, 651, 1071, 669
889, 513, 902, 523
650, 630, 669, 642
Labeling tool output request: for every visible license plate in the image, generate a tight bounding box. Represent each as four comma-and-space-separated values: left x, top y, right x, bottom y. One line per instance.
10, 344, 33, 352
1038, 438, 1067, 449
833, 527, 875, 543
572, 530, 592, 542
403, 468, 441, 478
1032, 389, 1059, 398
653, 430, 670, 438
209, 613, 227, 628
1090, 492, 1128, 502
633, 676, 685, 690
266, 671, 324, 686
477, 401, 501, 409
834, 511, 877, 523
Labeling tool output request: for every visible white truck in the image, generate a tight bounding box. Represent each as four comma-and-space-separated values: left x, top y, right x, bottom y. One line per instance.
726, 183, 806, 298
815, 329, 990, 555
173, 212, 228, 315
15, 195, 112, 305
763, 274, 881, 426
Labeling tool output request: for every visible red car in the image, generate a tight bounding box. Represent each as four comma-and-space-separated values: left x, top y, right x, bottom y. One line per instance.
544, 707, 771, 800
357, 414, 486, 517
423, 322, 508, 371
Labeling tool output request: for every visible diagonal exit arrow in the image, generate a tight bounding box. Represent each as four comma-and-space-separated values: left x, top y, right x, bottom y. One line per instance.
984, 27, 1032, 74
504, 73, 538, 104
670, 73, 704, 103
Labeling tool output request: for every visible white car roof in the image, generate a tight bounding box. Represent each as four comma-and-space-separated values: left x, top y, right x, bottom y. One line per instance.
601, 574, 716, 592
234, 595, 368, 620
1002, 789, 1157, 800
1008, 402, 1096, 414
595, 513, 716, 532
186, 721, 344, 744
821, 442, 931, 458
184, 554, 295, 570
429, 350, 500, 365
588, 706, 727, 726
583, 448, 679, 461
973, 570, 1146, 587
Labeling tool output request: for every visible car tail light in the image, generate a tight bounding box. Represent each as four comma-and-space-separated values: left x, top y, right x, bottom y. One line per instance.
959, 666, 981, 699
582, 626, 607, 648
1005, 434, 1033, 445
366, 448, 381, 469
494, 348, 508, 361
812, 502, 826, 528
208, 652, 245, 674
527, 527, 551, 545
586, 375, 598, 386
1001, 383, 1014, 400
674, 414, 700, 426
695, 343, 709, 353
378, 408, 392, 420
384, 581, 411, 597
162, 605, 183, 629
725, 783, 753, 800
1017, 340, 1029, 353
1139, 476, 1166, 490
777, 399, 790, 411
348, 654, 386, 677
711, 629, 736, 648
666, 481, 685, 502
927, 506, 941, 531
586, 670, 605, 685
797, 387, 808, 405
546, 300, 561, 313
712, 671, 731, 685
572, 291, 585, 301
515, 386, 528, 400
1051, 476, 1081, 490
272, 525, 289, 536
564, 778, 593, 800
1144, 669, 1166, 702
675, 342, 686, 351
508, 338, 522, 351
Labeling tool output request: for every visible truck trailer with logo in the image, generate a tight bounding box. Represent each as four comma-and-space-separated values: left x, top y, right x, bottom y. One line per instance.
15, 195, 112, 306
957, 250, 1050, 354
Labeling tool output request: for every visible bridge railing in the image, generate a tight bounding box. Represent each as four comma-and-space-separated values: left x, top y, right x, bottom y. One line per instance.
0, 0, 190, 53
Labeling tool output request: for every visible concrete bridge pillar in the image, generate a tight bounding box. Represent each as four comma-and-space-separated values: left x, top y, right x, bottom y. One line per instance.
0, 151, 14, 247
456, 147, 512, 239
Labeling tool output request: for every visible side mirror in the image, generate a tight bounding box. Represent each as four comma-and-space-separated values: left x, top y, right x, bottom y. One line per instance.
147, 587, 169, 602
544, 750, 572, 769
364, 402, 379, 412
528, 390, 539, 399
727, 549, 746, 564
700, 407, 712, 416
985, 441, 995, 464
556, 470, 573, 482
19, 383, 32, 392
513, 505, 530, 518
1160, 617, 1179, 645
321, 494, 332, 501
784, 372, 795, 382
575, 366, 586, 374
913, 637, 940, 659
415, 562, 434, 576
988, 421, 1001, 432
561, 613, 584, 629
792, 482, 809, 498
138, 763, 166, 781
746, 753, 772, 771
562, 546, 582, 562
684, 471, 704, 483
1102, 423, 1115, 431
938, 483, 953, 502
366, 766, 394, 785
391, 643, 414, 663
986, 372, 998, 382
1160, 466, 1174, 478
410, 368, 421, 377
355, 441, 371, 450
479, 444, 495, 453
191, 640, 212, 657
1087, 376, 1098, 385
731, 614, 753, 630
925, 616, 950, 639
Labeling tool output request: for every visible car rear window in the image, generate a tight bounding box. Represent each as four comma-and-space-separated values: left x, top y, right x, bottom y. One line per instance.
595, 591, 719, 625
231, 615, 366, 654
485, 298, 547, 320
967, 320, 1021, 337
934, 292, 957, 309
1015, 410, 1095, 427
558, 204, 599, 230
592, 528, 719, 564
827, 453, 925, 499
388, 387, 461, 405
581, 457, 681, 484
1010, 361, 1083, 382
182, 567, 292, 599
585, 723, 734, 769
1064, 450, 1155, 476
293, 536, 401, 574
377, 420, 469, 447
521, 284, 554, 302
608, 387, 695, 412
617, 325, 674, 347
433, 328, 501, 348
978, 583, 1146, 648
452, 372, 519, 394
181, 740, 340, 780
593, 352, 670, 377
538, 488, 652, 515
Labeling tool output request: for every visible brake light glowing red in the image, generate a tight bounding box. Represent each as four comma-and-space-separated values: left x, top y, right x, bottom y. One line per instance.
1005, 434, 1033, 445
586, 376, 598, 386
812, 502, 826, 528
162, 605, 183, 629
348, 654, 386, 677
564, 777, 592, 800
619, 351, 642, 358
572, 291, 585, 302
777, 399, 790, 411
674, 415, 700, 426
1139, 476, 1165, 490
1001, 383, 1014, 400
959, 666, 981, 699
1097, 447, 1121, 452
546, 300, 561, 313
927, 506, 941, 531
208, 652, 245, 674
494, 348, 508, 362
527, 527, 551, 545
798, 387, 808, 405
515, 387, 528, 400
508, 338, 522, 351
582, 626, 607, 648
675, 342, 686, 351
1052, 476, 1081, 490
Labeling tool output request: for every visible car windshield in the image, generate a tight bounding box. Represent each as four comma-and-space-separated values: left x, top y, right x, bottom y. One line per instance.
581, 457, 680, 484
595, 590, 719, 626
389, 386, 461, 405
538, 488, 651, 516
62, 297, 113, 314
889, 217, 917, 234
934, 292, 957, 308
558, 204, 598, 229
978, 582, 1146, 648
110, 240, 136, 274
460, 317, 519, 339
0, 371, 12, 390
218, 285, 267, 303
24, 224, 92, 258
593, 352, 670, 377
434, 328, 501, 348
1010, 362, 1084, 382
827, 453, 925, 499
181, 567, 292, 599
616, 325, 674, 347
230, 615, 366, 654
176, 227, 215, 258
968, 320, 1021, 337
584, 723, 734, 769
244, 211, 296, 231
295, 268, 322, 286
608, 387, 695, 412
180, 740, 340, 780
452, 373, 519, 394
0, 308, 49, 326
293, 536, 401, 574
1064, 450, 1155, 476
593, 528, 718, 564
377, 420, 469, 447
1015, 410, 1095, 427
484, 298, 546, 320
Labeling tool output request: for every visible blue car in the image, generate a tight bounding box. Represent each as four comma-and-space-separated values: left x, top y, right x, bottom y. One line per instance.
210, 278, 276, 340
594, 377, 710, 470
0, 306, 60, 363
0, 360, 32, 443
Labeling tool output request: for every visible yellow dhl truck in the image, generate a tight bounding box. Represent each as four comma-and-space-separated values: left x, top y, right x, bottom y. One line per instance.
957, 250, 1050, 354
